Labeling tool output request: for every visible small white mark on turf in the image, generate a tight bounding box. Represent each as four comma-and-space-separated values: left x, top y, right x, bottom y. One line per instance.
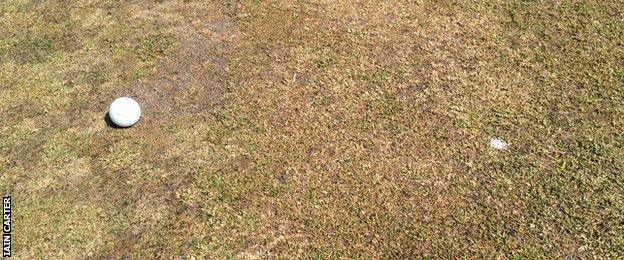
490, 138, 507, 150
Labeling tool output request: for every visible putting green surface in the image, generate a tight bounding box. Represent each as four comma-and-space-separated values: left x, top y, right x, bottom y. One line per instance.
1, 0, 622, 258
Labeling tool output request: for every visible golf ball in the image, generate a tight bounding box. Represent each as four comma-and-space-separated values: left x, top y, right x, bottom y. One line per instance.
109, 97, 141, 127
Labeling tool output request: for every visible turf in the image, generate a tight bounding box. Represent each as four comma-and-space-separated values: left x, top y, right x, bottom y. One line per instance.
0, 0, 623, 258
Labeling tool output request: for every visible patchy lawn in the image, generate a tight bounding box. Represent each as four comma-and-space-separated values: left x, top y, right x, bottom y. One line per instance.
1, 0, 622, 258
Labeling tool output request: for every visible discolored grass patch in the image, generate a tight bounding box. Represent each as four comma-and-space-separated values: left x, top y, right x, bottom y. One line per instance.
1, 0, 623, 258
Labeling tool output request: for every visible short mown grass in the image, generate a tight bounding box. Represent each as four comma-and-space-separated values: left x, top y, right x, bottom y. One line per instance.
1, 0, 622, 258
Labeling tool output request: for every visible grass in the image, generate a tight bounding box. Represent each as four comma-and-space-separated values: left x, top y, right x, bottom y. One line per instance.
1, 0, 623, 258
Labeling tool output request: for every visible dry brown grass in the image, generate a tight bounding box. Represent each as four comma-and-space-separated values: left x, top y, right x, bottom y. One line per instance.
1, 0, 623, 258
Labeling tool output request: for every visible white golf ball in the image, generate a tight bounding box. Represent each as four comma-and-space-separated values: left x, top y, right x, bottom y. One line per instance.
108, 97, 141, 127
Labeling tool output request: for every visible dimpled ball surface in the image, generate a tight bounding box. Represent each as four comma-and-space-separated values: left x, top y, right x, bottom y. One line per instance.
109, 97, 141, 127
